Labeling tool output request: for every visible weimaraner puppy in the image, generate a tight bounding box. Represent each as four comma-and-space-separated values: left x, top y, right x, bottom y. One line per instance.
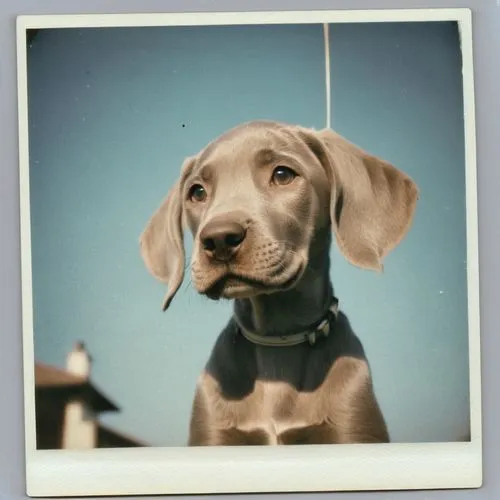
140, 120, 419, 446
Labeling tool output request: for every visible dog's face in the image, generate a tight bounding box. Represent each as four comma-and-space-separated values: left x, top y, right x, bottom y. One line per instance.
183, 123, 331, 301
140, 121, 419, 310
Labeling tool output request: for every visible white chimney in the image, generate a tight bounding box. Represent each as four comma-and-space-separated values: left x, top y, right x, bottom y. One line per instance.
66, 341, 91, 379
62, 341, 97, 449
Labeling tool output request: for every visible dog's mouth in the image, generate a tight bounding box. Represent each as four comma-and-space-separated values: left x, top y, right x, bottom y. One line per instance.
202, 265, 304, 300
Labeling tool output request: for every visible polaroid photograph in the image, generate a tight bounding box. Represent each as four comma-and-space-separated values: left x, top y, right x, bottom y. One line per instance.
17, 7, 482, 497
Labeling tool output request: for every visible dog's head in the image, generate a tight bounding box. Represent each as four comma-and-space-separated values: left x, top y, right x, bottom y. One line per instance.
140, 121, 418, 310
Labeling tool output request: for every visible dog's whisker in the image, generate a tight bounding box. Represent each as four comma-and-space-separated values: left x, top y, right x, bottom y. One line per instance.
180, 275, 193, 296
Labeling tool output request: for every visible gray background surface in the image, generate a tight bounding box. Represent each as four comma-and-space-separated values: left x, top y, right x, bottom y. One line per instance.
0, 0, 498, 498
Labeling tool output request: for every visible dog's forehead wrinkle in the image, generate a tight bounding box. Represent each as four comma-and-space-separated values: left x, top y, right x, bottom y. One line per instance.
197, 163, 214, 183
197, 125, 294, 167
194, 121, 297, 161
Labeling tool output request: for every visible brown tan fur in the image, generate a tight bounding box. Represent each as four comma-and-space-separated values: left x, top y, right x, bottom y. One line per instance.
140, 120, 419, 446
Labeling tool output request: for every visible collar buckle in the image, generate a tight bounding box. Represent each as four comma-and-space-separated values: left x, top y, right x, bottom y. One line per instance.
307, 316, 331, 346
307, 330, 317, 346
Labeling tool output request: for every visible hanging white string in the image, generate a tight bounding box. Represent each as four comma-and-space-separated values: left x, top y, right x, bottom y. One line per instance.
323, 23, 331, 129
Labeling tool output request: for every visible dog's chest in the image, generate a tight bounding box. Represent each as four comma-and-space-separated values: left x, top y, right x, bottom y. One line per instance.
228, 380, 319, 445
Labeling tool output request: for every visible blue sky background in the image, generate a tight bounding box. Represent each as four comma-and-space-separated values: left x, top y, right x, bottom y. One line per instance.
27, 21, 469, 446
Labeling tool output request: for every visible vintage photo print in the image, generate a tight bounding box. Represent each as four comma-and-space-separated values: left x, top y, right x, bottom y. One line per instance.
17, 8, 481, 496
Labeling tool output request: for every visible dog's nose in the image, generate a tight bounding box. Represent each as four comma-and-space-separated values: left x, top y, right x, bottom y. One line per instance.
200, 219, 246, 262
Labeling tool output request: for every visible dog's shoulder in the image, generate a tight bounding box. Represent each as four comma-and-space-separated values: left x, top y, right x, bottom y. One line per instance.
203, 318, 258, 400
294, 310, 367, 390
323, 310, 368, 360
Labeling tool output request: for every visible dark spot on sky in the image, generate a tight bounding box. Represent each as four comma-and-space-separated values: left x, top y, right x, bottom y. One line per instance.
182, 124, 186, 128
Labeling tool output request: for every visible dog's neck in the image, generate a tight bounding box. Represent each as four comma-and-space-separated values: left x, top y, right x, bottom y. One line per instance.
233, 234, 334, 337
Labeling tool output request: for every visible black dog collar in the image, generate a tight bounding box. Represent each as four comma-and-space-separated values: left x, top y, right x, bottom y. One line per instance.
238, 297, 339, 347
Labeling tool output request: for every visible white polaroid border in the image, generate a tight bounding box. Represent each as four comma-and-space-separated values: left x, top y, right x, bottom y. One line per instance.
17, 8, 482, 497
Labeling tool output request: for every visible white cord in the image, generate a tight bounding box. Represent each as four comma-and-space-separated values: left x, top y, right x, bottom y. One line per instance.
323, 23, 331, 129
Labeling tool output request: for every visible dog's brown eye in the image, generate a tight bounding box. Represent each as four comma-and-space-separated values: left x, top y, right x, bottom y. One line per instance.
272, 166, 297, 186
188, 184, 207, 202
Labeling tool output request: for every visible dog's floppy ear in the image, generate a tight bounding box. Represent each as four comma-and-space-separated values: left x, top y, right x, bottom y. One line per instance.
139, 157, 195, 311
298, 127, 419, 270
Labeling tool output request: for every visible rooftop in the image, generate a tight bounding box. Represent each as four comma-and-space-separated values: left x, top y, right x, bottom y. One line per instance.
35, 362, 119, 413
